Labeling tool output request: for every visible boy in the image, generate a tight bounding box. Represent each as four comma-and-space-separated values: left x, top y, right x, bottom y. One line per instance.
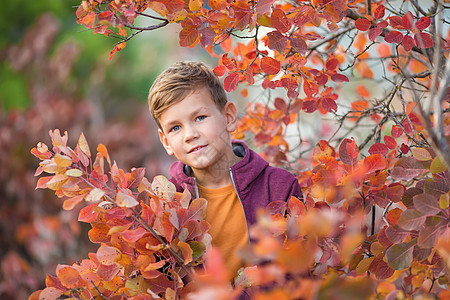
148, 61, 302, 278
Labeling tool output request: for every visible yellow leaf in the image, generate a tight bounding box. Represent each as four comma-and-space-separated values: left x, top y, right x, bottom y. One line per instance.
370, 241, 384, 256
151, 175, 176, 201
54, 153, 72, 168
116, 190, 138, 207
78, 132, 91, 158
40, 160, 66, 174
430, 156, 447, 173
46, 174, 69, 190
412, 148, 432, 161
65, 169, 83, 177
355, 256, 374, 275
189, 0, 202, 11
37, 142, 49, 153
439, 193, 449, 209
85, 188, 105, 202
340, 232, 363, 264
257, 14, 272, 27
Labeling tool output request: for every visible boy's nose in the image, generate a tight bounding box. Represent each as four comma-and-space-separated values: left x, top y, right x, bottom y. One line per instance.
183, 125, 199, 142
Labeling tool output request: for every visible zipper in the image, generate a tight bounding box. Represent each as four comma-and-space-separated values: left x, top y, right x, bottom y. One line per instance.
193, 177, 199, 199
229, 169, 250, 244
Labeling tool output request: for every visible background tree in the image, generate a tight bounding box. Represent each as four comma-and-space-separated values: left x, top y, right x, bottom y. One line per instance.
15, 0, 450, 299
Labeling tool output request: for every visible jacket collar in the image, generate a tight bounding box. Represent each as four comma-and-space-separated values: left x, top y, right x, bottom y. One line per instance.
168, 139, 269, 192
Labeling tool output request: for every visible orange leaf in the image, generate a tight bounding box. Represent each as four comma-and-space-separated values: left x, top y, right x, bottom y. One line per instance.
178, 241, 194, 265
63, 194, 85, 210
179, 25, 199, 47
57, 266, 80, 289
109, 42, 126, 60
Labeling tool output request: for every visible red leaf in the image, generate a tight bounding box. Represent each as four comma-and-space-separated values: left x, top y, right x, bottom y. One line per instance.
179, 25, 198, 47
221, 54, 237, 70
260, 56, 281, 75
213, 65, 226, 77
339, 138, 359, 165
364, 154, 387, 173
374, 4, 385, 19
402, 11, 414, 30
418, 223, 446, 248
274, 97, 287, 112
415, 16, 430, 30
400, 143, 409, 154
330, 73, 349, 82
397, 209, 426, 231
391, 125, 403, 138
267, 31, 288, 52
271, 8, 291, 33
320, 97, 337, 113
223, 72, 240, 92
402, 34, 414, 51
384, 136, 397, 149
389, 16, 404, 29
325, 57, 339, 70
290, 36, 308, 54
368, 143, 389, 156
414, 32, 433, 48
78, 203, 99, 223
368, 27, 383, 41
266, 200, 287, 216
303, 80, 318, 97
384, 31, 403, 44
199, 27, 216, 48
413, 194, 441, 216
302, 100, 318, 113
369, 256, 394, 280
355, 18, 371, 31
386, 183, 406, 202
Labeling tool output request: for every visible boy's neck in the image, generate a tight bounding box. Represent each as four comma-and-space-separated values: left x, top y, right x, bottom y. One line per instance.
192, 150, 242, 189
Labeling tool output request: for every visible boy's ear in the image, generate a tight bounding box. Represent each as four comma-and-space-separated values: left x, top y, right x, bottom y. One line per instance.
158, 129, 174, 156
224, 102, 238, 132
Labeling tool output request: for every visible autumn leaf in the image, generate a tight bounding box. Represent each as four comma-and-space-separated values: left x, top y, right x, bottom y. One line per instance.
355, 18, 371, 31
260, 56, 281, 75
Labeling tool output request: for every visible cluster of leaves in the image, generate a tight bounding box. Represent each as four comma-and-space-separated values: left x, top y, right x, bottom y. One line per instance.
0, 12, 167, 298
30, 128, 450, 299
25, 0, 450, 299
29, 130, 212, 299
74, 0, 448, 162
189, 135, 449, 299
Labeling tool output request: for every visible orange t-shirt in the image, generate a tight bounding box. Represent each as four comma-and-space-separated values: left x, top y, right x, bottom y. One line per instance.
198, 183, 249, 278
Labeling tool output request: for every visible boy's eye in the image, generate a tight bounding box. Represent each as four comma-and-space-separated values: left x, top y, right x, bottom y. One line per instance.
196, 115, 206, 121
170, 125, 181, 132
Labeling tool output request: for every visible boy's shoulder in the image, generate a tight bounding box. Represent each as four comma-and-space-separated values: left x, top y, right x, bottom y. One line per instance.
231, 139, 298, 183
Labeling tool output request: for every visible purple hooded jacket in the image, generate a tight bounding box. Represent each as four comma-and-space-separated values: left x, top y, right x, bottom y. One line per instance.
168, 139, 303, 226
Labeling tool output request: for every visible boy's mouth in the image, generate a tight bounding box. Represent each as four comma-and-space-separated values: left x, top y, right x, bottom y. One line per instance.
188, 145, 207, 153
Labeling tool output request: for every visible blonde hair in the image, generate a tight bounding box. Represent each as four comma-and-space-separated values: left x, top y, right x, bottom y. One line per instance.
148, 61, 228, 128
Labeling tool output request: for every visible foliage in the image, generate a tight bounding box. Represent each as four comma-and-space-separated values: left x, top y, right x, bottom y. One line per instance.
0, 12, 167, 299
29, 0, 450, 299
29, 130, 211, 299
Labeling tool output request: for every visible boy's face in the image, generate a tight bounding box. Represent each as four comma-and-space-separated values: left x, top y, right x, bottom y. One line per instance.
158, 87, 238, 173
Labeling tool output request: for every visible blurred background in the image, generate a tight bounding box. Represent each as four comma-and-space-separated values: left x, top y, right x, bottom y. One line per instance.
0, 1, 216, 297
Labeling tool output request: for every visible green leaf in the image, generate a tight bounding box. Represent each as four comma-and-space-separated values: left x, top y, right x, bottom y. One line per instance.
385, 239, 416, 270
